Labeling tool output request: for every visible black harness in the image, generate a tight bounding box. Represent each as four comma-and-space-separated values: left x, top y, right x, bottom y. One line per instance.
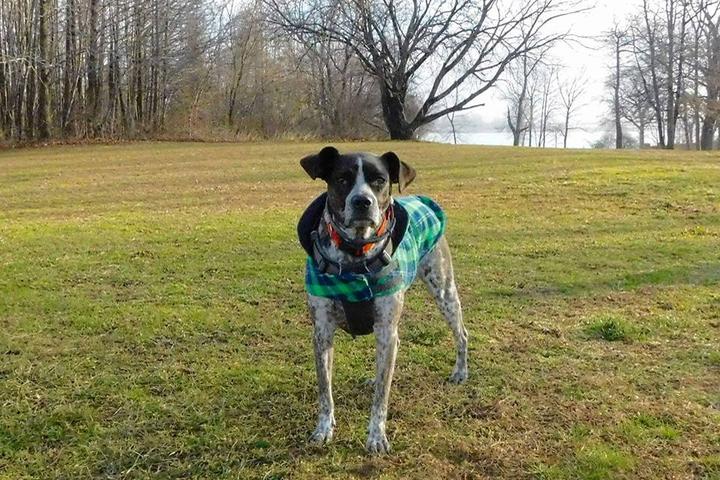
311, 232, 394, 276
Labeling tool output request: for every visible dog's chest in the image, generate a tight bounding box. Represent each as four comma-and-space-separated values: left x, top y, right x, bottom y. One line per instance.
300, 195, 447, 342
303, 196, 445, 303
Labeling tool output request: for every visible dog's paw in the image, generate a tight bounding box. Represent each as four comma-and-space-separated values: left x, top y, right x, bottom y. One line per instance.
448, 366, 468, 384
310, 415, 335, 445
366, 430, 391, 455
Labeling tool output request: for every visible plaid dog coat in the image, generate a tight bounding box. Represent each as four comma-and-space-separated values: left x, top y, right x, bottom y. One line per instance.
300, 195, 447, 303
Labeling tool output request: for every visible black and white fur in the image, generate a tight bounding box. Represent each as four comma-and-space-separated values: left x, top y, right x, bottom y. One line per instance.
300, 146, 469, 455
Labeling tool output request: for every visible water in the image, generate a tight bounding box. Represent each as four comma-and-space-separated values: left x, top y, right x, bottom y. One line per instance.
424, 130, 600, 149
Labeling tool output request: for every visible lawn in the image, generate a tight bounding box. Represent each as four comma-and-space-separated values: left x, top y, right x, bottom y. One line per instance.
0, 141, 719, 479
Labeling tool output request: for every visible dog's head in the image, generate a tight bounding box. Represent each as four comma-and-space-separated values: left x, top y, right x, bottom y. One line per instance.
301, 146, 415, 237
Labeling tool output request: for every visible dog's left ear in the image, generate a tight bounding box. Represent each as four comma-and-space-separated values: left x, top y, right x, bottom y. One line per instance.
300, 146, 339, 181
381, 151, 416, 193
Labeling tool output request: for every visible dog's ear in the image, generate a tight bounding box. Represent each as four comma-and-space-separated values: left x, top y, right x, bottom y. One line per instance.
381, 151, 416, 193
300, 146, 339, 181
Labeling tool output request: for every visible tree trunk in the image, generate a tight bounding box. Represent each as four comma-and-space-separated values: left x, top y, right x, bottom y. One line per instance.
665, 2, 676, 149
693, 23, 701, 150
15, 70, 26, 140
381, 86, 414, 140
0, 60, 6, 138
614, 36, 623, 149
25, 64, 36, 140
62, 0, 76, 136
134, 3, 144, 130
0, 0, 9, 139
701, 117, 717, 150
528, 97, 534, 147
639, 107, 646, 148
642, 0, 665, 148
507, 107, 522, 146
36, 0, 50, 139
700, 9, 719, 150
87, 0, 99, 136
159, 0, 170, 129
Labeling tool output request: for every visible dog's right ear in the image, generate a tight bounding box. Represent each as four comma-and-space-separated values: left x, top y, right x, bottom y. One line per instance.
300, 146, 339, 181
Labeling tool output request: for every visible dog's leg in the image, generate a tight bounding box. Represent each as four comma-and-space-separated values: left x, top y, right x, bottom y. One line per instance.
308, 295, 338, 445
419, 236, 469, 384
366, 293, 403, 455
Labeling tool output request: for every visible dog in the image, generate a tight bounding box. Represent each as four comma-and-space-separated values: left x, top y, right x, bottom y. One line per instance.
296, 146, 469, 455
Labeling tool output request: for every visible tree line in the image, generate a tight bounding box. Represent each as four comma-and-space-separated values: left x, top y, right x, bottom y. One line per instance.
503, 0, 719, 150
0, 0, 584, 144
0, 0, 717, 149
0, 0, 385, 143
607, 0, 719, 149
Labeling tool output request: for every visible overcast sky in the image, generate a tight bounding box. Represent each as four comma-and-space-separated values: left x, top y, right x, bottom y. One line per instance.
432, 0, 641, 147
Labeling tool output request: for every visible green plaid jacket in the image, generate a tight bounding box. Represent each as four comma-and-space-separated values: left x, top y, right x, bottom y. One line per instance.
305, 195, 447, 302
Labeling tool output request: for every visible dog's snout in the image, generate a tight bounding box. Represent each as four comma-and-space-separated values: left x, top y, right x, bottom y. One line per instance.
351, 195, 373, 209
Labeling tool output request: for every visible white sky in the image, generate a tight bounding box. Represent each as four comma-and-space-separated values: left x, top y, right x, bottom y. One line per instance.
433, 0, 641, 146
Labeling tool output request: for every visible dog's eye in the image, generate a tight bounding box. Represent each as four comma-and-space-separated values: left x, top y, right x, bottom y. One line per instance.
371, 177, 386, 186
337, 177, 349, 186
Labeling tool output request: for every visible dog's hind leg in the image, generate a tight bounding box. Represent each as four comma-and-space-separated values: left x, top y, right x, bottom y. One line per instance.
419, 236, 469, 384
308, 295, 338, 445
366, 293, 403, 455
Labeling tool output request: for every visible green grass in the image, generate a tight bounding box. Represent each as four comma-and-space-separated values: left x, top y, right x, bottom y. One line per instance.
583, 314, 636, 342
0, 141, 719, 479
533, 443, 635, 480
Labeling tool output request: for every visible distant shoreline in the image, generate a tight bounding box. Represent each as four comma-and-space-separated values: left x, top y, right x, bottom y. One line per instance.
424, 130, 598, 149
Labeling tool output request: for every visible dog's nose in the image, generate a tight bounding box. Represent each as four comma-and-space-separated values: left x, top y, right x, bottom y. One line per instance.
351, 195, 373, 209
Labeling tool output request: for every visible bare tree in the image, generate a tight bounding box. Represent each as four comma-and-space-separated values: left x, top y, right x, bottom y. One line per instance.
632, 0, 694, 149
503, 51, 564, 148
557, 71, 586, 148
535, 63, 557, 147
301, 35, 381, 138
596, 0, 720, 150
36, 0, 50, 139
698, 0, 720, 149
86, 0, 100, 136
684, 4, 704, 149
61, 0, 78, 136
224, 5, 260, 129
619, 66, 654, 147
504, 51, 543, 146
606, 23, 633, 149
267, 0, 583, 139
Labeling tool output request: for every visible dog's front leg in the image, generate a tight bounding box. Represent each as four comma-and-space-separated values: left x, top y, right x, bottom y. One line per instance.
366, 294, 403, 455
308, 296, 337, 445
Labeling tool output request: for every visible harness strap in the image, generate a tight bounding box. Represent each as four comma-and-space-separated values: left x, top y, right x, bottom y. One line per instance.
311, 231, 393, 276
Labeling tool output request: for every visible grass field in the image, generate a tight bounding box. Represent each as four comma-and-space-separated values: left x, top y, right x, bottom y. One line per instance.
1, 141, 719, 479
